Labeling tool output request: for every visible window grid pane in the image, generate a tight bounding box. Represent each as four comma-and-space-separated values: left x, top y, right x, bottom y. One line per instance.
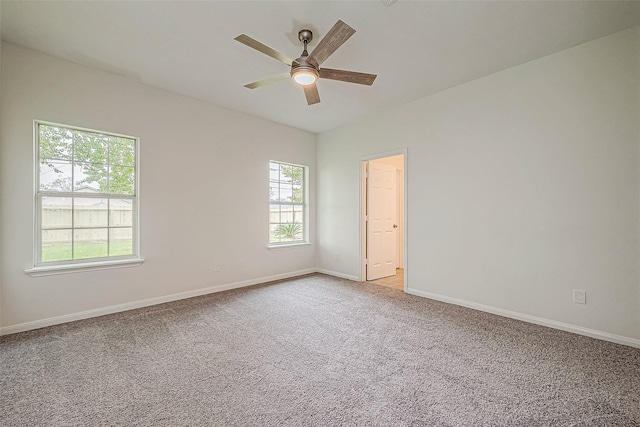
36, 122, 138, 265
269, 161, 306, 245
40, 161, 73, 192
42, 229, 72, 263
74, 228, 108, 260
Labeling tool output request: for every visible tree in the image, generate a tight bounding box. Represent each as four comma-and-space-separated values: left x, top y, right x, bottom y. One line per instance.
281, 164, 304, 203
41, 176, 72, 192
39, 125, 135, 194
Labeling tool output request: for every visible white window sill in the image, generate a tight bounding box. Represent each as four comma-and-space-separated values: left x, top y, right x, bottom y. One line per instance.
25, 258, 145, 277
268, 242, 312, 250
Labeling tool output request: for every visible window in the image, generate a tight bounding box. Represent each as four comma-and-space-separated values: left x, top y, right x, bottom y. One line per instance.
269, 161, 307, 245
33, 121, 139, 269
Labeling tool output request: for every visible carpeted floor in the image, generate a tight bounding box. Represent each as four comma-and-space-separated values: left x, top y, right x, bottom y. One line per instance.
1, 274, 639, 426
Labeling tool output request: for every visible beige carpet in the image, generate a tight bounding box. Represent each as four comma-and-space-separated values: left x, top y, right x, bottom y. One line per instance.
1, 273, 639, 426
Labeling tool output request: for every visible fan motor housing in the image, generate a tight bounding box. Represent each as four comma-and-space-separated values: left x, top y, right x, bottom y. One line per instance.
291, 60, 318, 76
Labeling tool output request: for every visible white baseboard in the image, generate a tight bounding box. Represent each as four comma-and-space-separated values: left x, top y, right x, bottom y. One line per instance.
315, 268, 359, 281
5, 270, 636, 350
0, 268, 316, 336
406, 287, 640, 349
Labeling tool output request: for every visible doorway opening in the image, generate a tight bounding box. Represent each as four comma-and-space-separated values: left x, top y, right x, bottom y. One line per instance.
360, 150, 407, 292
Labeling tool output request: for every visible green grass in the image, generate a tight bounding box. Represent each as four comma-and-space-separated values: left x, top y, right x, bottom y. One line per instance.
42, 240, 132, 262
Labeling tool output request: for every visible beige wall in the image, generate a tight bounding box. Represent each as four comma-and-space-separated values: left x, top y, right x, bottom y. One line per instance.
0, 43, 317, 330
318, 27, 640, 342
637, 27, 640, 338
0, 1, 3, 330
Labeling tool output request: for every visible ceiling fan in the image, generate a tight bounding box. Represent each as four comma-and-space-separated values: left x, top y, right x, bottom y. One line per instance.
234, 20, 377, 105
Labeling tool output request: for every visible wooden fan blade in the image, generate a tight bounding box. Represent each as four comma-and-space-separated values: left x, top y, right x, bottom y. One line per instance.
234, 34, 294, 66
303, 83, 321, 105
307, 20, 355, 68
319, 68, 377, 86
243, 73, 290, 89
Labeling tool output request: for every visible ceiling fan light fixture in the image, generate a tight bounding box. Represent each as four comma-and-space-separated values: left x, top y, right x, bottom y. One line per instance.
236, 20, 376, 105
292, 68, 318, 86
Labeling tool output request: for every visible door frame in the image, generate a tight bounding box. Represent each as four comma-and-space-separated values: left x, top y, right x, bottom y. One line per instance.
360, 148, 408, 291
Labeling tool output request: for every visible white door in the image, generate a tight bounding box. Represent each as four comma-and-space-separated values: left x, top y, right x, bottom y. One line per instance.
396, 169, 404, 269
367, 160, 397, 280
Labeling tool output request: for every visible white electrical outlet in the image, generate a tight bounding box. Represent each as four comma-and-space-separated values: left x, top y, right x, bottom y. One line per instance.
573, 289, 586, 304
334, 253, 340, 261
214, 263, 220, 272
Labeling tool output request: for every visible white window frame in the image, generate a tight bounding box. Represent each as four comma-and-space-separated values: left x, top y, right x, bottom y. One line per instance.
25, 120, 143, 277
268, 161, 309, 248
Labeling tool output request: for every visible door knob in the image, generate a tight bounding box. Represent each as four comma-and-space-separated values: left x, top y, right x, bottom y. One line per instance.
393, 224, 398, 228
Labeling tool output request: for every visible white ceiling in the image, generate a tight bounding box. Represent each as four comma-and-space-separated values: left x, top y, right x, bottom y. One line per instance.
2, 1, 639, 133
